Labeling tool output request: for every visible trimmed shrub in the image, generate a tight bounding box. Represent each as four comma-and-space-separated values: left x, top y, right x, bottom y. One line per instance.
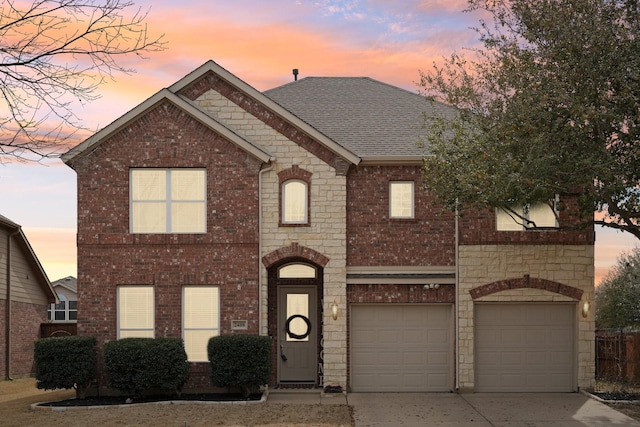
103, 338, 190, 397
34, 336, 97, 399
208, 334, 271, 397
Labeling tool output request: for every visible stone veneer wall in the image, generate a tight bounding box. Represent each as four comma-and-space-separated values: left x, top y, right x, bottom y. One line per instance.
458, 244, 595, 391
195, 90, 348, 387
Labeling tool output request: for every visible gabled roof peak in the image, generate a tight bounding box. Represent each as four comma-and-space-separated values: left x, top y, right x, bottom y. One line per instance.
62, 60, 360, 167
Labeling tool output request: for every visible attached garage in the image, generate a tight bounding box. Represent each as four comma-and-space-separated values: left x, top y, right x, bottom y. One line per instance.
475, 303, 576, 392
350, 304, 453, 392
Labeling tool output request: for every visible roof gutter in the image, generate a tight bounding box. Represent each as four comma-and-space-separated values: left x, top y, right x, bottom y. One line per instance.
358, 155, 428, 166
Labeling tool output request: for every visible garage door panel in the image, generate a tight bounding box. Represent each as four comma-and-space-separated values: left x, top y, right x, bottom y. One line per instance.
525, 351, 549, 366
427, 328, 448, 343
501, 351, 525, 366
378, 330, 401, 344
403, 351, 427, 365
351, 305, 452, 392
551, 329, 573, 343
403, 329, 426, 343
476, 329, 498, 344
428, 350, 449, 366
500, 329, 524, 344
525, 329, 548, 344
475, 304, 575, 392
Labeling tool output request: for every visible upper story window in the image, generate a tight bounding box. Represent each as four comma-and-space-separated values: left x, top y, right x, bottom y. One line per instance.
282, 180, 308, 224
117, 286, 154, 339
47, 295, 77, 322
496, 199, 558, 231
389, 181, 414, 219
130, 168, 206, 233
279, 166, 312, 227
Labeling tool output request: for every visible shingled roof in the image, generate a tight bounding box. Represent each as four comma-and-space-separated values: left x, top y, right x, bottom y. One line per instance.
264, 77, 456, 162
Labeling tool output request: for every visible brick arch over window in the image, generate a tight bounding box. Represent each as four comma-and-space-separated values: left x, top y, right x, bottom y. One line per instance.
262, 243, 329, 269
469, 275, 584, 300
278, 165, 312, 183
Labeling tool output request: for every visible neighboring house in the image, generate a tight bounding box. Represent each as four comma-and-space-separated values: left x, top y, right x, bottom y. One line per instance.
48, 276, 78, 323
0, 214, 57, 379
61, 60, 595, 393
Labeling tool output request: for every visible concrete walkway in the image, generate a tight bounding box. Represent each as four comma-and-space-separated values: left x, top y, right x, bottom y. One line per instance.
268, 390, 640, 426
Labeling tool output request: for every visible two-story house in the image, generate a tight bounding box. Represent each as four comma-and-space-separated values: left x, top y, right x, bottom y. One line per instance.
62, 60, 595, 393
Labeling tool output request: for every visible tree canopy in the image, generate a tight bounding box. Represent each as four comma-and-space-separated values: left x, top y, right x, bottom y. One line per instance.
0, 0, 165, 162
596, 248, 640, 330
419, 0, 640, 238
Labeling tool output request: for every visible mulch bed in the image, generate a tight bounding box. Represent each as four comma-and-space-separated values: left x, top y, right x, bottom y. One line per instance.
38, 392, 263, 407
589, 391, 640, 401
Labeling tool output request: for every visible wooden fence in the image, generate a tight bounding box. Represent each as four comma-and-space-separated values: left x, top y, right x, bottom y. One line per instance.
40, 322, 77, 338
596, 330, 640, 383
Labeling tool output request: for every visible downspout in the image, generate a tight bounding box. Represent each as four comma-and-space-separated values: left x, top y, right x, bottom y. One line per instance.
258, 160, 275, 335
455, 205, 460, 391
5, 229, 19, 381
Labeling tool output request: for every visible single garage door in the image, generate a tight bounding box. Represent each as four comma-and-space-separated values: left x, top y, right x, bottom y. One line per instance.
350, 304, 452, 392
475, 303, 575, 392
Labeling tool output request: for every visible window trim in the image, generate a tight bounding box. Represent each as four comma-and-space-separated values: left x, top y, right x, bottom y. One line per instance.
389, 181, 415, 219
281, 179, 309, 225
278, 166, 312, 227
182, 286, 220, 362
130, 168, 207, 234
47, 295, 78, 322
496, 197, 559, 231
117, 285, 155, 339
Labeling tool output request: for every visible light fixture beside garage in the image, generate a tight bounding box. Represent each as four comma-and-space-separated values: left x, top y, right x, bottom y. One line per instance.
582, 299, 590, 318
424, 283, 440, 290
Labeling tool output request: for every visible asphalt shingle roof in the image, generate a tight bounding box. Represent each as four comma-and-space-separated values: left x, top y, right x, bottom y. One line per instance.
264, 77, 456, 159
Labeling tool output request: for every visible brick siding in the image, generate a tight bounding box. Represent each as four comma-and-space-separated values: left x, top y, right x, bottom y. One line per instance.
347, 165, 456, 266
69, 100, 263, 389
0, 300, 48, 378
458, 196, 595, 245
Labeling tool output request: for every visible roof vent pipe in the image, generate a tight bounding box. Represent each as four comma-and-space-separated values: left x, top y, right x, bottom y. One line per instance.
293, 68, 299, 81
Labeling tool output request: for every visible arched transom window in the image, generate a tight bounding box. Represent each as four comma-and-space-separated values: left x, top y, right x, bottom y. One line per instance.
278, 263, 317, 279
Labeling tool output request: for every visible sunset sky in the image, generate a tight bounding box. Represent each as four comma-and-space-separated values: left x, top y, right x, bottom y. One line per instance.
0, 0, 637, 283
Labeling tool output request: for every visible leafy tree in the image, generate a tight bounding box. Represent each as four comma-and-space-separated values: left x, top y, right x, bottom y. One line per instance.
596, 248, 640, 330
419, 0, 640, 238
0, 0, 165, 162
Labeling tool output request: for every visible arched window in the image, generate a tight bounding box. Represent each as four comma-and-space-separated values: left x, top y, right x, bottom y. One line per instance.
278, 263, 317, 279
282, 180, 308, 224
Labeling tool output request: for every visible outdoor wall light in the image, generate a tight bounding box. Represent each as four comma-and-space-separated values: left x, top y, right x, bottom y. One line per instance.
423, 283, 440, 290
582, 300, 590, 318
330, 301, 339, 321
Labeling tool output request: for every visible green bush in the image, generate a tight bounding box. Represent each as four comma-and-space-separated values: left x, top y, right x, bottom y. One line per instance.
103, 338, 190, 397
34, 336, 97, 399
208, 334, 271, 397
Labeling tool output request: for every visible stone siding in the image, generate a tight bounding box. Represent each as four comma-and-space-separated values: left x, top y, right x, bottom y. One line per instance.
458, 244, 595, 391
194, 89, 348, 387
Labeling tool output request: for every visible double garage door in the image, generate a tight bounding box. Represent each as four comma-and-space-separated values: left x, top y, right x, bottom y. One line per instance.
350, 304, 452, 392
475, 303, 576, 392
350, 303, 576, 392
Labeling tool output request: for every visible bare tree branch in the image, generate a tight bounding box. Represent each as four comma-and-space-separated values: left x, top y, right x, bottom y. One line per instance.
0, 0, 166, 162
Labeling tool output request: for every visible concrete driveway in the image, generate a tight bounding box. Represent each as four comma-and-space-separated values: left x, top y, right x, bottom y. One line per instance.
347, 393, 640, 426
